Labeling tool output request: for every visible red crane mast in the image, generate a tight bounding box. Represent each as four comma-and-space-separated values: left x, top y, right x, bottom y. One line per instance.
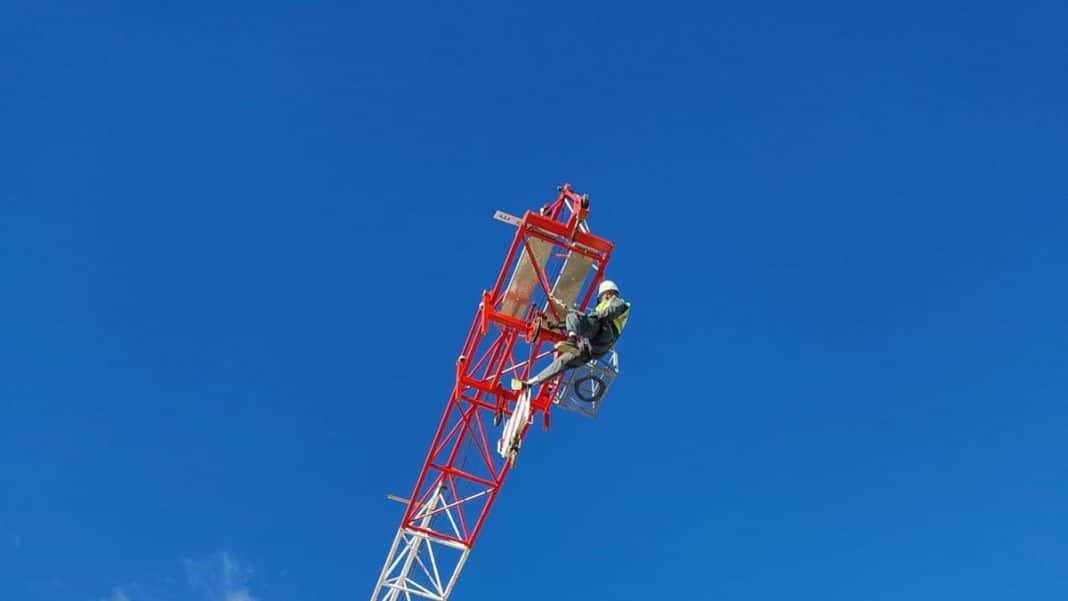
370, 185, 617, 600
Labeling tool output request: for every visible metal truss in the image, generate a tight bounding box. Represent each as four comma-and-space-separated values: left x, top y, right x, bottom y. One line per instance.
372, 486, 472, 601
370, 184, 615, 600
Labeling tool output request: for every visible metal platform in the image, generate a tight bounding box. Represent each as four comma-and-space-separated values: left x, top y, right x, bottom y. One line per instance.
552, 350, 620, 418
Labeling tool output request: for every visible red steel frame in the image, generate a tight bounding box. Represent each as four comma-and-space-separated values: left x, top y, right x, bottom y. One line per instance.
371, 185, 614, 600
405, 183, 612, 544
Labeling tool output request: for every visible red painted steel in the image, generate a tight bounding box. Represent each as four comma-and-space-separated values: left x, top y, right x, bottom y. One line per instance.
395, 184, 614, 550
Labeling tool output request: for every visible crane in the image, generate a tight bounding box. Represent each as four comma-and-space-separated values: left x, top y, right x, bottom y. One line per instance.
370, 184, 621, 600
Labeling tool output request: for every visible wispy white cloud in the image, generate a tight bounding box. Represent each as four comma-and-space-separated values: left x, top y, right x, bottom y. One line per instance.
99, 586, 131, 601
102, 550, 260, 601
184, 551, 259, 601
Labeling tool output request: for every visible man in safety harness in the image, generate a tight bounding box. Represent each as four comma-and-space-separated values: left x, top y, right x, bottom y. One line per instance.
512, 280, 630, 391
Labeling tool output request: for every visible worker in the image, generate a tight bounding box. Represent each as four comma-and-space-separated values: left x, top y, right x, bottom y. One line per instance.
512, 279, 630, 390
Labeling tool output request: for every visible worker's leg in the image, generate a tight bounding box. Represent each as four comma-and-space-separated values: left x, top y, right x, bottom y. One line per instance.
565, 313, 603, 355
590, 323, 617, 354
519, 349, 587, 388
523, 351, 575, 387
565, 312, 600, 340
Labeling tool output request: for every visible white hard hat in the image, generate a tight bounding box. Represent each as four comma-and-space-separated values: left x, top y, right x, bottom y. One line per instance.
598, 280, 619, 296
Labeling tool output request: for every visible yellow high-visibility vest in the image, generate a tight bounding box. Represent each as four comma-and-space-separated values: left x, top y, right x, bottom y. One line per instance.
595, 298, 631, 336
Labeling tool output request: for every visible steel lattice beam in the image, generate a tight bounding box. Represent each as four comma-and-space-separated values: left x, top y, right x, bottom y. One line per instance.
370, 185, 614, 600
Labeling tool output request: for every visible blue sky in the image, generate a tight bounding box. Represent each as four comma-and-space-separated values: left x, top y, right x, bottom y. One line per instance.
2, 1, 1066, 600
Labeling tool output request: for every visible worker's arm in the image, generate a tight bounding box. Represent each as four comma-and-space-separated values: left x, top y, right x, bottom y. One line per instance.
591, 296, 627, 321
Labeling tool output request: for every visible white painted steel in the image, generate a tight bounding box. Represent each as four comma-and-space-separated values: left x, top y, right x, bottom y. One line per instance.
497, 388, 532, 459
371, 487, 472, 601
492, 211, 521, 226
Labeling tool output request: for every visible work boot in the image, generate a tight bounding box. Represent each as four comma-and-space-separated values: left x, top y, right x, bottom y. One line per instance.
555, 334, 589, 356
554, 338, 580, 355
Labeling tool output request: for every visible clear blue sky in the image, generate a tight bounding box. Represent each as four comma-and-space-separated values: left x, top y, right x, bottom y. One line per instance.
2, 1, 1066, 600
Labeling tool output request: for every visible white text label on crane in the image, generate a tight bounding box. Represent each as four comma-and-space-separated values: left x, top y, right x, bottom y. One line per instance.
493, 211, 521, 227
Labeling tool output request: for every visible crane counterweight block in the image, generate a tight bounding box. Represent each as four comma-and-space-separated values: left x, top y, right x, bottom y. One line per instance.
370, 186, 615, 601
